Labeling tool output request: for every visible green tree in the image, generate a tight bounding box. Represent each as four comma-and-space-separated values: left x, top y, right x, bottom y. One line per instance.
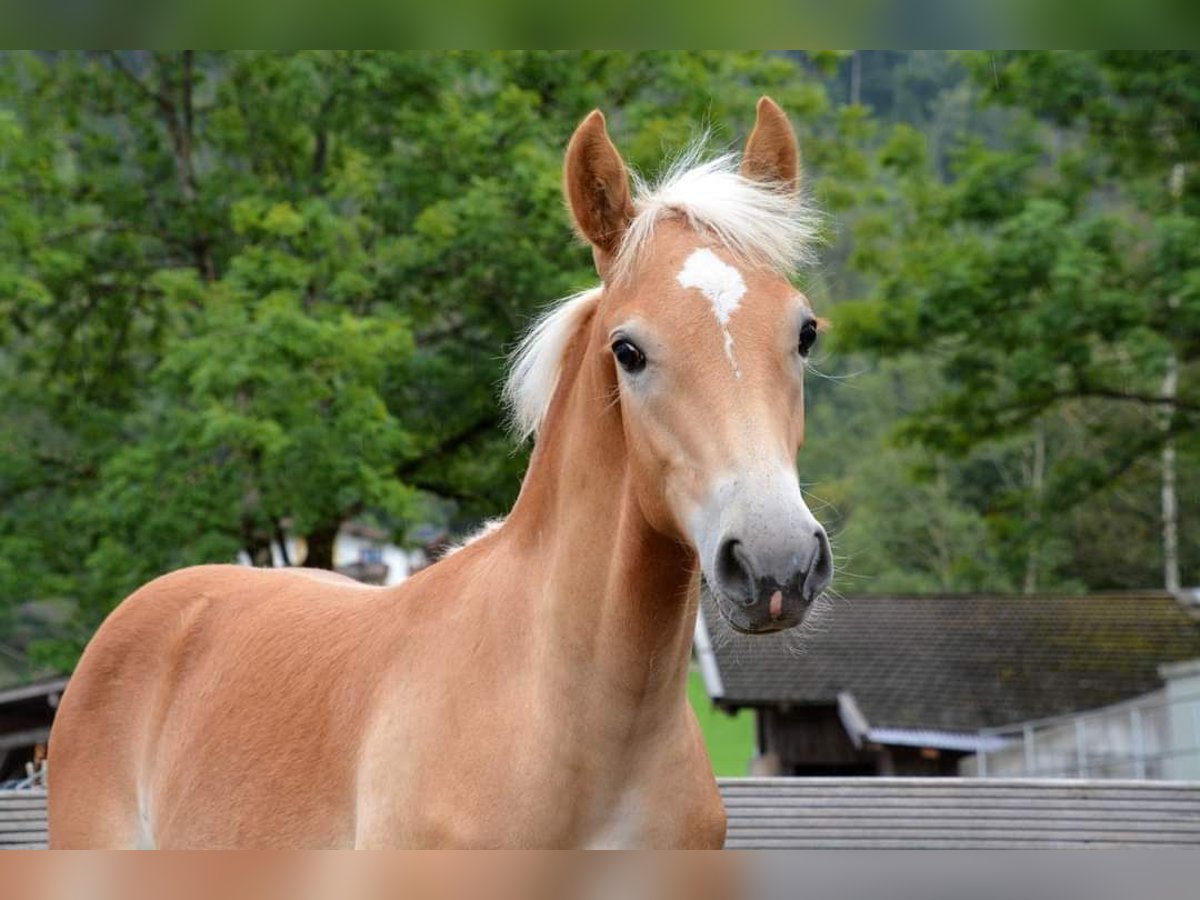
837, 51, 1200, 591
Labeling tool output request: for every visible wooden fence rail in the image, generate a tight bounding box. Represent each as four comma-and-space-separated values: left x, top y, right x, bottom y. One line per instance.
719, 778, 1200, 848
5, 778, 1200, 849
0, 789, 47, 849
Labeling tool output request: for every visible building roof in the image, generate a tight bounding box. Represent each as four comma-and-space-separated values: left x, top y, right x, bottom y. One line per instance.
0, 600, 74, 692
700, 591, 1200, 732
0, 677, 68, 708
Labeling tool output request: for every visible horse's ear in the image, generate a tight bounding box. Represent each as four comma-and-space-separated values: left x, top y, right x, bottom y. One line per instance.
564, 110, 634, 271
740, 96, 800, 193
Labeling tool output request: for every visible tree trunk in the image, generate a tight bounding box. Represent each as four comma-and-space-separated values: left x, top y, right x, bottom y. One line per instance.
156, 52, 216, 281
274, 519, 292, 567
1161, 351, 1180, 594
304, 521, 340, 570
1162, 161, 1184, 595
1024, 420, 1046, 595
933, 463, 953, 591
241, 518, 274, 567
850, 51, 862, 106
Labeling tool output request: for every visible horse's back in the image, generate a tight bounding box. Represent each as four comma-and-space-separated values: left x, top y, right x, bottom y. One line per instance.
48, 564, 384, 848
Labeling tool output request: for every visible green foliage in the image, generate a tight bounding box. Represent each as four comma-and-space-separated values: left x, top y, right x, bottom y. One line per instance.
832, 50, 1200, 592
0, 50, 864, 673
1, 51, 1196, 681
803, 357, 1016, 595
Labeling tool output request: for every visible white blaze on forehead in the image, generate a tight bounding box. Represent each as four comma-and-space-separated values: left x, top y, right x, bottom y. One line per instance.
676, 248, 747, 377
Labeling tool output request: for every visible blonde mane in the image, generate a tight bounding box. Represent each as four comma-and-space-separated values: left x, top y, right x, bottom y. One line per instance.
616, 145, 819, 282
505, 145, 820, 443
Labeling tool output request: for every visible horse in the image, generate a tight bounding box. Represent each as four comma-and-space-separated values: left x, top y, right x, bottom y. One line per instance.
47, 97, 832, 849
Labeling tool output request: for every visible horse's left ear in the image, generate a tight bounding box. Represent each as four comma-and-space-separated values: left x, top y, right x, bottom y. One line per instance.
564, 110, 634, 274
740, 96, 800, 193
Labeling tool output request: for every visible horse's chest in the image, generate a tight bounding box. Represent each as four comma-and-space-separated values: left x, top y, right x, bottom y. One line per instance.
359, 693, 722, 847
584, 780, 726, 848
583, 787, 648, 849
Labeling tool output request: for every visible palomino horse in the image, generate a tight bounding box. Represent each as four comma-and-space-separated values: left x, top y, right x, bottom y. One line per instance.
48, 97, 831, 848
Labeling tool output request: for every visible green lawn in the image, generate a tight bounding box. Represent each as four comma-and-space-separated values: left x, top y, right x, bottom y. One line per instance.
687, 669, 754, 776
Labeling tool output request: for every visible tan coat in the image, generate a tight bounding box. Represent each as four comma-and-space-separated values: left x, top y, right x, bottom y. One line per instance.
48, 98, 826, 848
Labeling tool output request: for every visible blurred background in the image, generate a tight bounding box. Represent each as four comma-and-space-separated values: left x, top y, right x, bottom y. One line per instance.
0, 51, 1198, 787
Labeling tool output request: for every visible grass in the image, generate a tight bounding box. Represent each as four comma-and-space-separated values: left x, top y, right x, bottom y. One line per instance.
687, 668, 754, 776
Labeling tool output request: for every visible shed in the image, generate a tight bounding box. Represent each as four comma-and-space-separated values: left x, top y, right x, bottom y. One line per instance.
0, 677, 67, 785
696, 591, 1200, 776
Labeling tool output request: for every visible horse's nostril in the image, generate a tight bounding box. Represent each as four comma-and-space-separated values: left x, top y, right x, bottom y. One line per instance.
817, 532, 832, 573
804, 530, 834, 599
716, 538, 755, 605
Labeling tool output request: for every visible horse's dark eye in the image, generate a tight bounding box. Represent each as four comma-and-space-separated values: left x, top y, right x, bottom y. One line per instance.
798, 319, 818, 356
612, 338, 646, 373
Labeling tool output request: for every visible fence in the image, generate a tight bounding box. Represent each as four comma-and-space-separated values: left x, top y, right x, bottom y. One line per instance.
8, 779, 1200, 849
0, 789, 46, 849
966, 689, 1200, 780
720, 778, 1200, 848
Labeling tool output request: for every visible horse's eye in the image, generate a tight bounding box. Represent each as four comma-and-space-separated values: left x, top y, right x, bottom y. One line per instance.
798, 319, 818, 356
611, 338, 646, 373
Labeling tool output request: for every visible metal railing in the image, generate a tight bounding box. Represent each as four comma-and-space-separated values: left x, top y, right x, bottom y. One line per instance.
969, 690, 1200, 780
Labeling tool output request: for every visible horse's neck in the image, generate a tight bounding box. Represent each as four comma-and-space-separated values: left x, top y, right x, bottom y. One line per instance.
502, 308, 699, 731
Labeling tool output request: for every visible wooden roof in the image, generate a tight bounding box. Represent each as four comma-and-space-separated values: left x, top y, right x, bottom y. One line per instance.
701, 591, 1200, 731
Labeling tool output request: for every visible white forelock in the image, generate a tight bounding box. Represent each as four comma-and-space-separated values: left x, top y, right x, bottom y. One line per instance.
504, 143, 819, 442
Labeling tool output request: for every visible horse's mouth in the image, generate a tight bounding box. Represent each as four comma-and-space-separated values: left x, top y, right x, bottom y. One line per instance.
712, 591, 809, 635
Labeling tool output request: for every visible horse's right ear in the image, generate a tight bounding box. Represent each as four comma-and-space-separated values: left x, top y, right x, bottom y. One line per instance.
564, 110, 634, 274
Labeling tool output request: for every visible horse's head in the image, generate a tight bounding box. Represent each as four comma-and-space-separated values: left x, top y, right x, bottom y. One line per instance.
555, 98, 832, 634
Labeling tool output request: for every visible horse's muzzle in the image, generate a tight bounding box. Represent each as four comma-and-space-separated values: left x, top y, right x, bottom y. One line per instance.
710, 526, 832, 633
